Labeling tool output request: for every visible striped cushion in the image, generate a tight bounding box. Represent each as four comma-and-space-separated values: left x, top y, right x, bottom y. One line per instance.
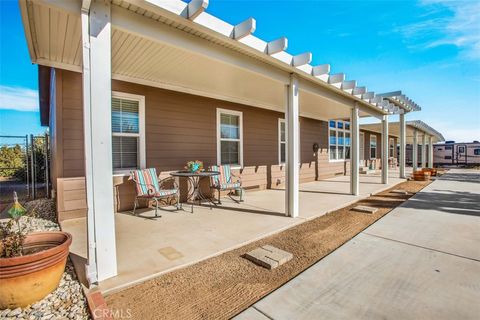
138, 189, 178, 198
209, 165, 234, 188
131, 168, 161, 196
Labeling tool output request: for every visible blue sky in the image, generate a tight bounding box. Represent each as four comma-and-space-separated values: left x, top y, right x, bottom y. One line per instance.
1, 0, 479, 141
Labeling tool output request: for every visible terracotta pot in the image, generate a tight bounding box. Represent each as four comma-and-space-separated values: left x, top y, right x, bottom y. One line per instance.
0, 231, 72, 309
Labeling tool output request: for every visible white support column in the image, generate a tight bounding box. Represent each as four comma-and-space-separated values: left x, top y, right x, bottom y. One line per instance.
81, 0, 117, 283
413, 129, 418, 172
285, 74, 299, 218
350, 103, 359, 195
421, 134, 427, 169
428, 136, 434, 168
381, 115, 389, 184
399, 113, 406, 178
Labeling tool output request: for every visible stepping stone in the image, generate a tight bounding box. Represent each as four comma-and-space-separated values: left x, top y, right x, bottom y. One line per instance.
391, 189, 408, 195
158, 246, 183, 261
245, 245, 293, 269
351, 205, 378, 214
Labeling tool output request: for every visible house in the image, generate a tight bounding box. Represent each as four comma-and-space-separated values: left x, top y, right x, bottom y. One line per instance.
20, 0, 443, 285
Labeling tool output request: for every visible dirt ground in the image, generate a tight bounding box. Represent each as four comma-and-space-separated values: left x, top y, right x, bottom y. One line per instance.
106, 179, 431, 320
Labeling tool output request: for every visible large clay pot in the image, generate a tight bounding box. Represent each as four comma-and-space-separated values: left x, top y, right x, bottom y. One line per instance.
0, 231, 72, 309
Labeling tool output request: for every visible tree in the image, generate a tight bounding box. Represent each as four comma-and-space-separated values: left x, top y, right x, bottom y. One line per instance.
0, 145, 25, 179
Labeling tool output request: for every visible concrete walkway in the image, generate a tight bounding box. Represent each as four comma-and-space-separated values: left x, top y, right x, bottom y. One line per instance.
235, 169, 480, 320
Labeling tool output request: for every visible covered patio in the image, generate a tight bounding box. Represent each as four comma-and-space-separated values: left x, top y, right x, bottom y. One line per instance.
21, 0, 424, 286
63, 169, 408, 294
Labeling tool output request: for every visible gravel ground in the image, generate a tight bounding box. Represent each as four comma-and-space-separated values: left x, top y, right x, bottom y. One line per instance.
0, 199, 91, 320
106, 179, 431, 320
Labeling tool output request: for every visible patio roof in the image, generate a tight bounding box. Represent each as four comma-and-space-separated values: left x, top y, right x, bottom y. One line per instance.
361, 120, 445, 143
23, 0, 420, 121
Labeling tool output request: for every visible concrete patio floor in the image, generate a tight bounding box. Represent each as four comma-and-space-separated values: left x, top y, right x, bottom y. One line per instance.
236, 169, 480, 319
62, 169, 408, 295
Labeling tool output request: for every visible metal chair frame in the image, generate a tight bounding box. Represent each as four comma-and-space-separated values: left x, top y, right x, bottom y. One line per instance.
131, 174, 181, 217
209, 166, 244, 205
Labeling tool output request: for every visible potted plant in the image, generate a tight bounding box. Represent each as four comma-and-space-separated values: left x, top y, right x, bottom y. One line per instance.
185, 160, 204, 173
0, 193, 72, 309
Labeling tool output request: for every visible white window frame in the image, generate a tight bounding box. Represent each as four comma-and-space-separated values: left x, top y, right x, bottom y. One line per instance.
370, 135, 377, 159
111, 91, 146, 175
359, 132, 365, 161
328, 120, 351, 162
216, 108, 243, 168
278, 119, 286, 165
389, 138, 395, 158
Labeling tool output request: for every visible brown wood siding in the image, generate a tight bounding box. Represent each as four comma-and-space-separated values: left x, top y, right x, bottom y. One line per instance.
53, 70, 351, 214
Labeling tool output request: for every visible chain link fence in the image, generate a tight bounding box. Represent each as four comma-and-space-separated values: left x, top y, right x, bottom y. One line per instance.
0, 134, 50, 214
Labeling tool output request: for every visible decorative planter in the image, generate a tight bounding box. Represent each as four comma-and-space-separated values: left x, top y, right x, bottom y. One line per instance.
421, 168, 437, 176
0, 231, 72, 309
412, 170, 431, 181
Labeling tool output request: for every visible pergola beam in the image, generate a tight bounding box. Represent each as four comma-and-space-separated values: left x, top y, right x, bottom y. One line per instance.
362, 91, 375, 100
267, 37, 288, 55
311, 64, 330, 81
341, 80, 356, 91
328, 73, 345, 85
353, 86, 366, 96
187, 0, 208, 20
292, 52, 312, 67
233, 17, 256, 40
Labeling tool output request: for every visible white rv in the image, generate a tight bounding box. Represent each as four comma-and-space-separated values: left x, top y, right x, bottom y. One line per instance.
434, 141, 480, 166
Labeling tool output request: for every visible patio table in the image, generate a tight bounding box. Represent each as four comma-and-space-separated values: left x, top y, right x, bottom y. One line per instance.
170, 170, 220, 213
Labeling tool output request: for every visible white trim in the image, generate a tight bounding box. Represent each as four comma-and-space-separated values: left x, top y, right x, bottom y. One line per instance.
216, 108, 244, 168
389, 137, 395, 158
111, 91, 146, 173
359, 131, 365, 161
278, 118, 286, 165
370, 134, 377, 159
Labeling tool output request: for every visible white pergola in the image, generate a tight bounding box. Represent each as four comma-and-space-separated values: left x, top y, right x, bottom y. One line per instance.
21, 0, 428, 283
361, 120, 445, 172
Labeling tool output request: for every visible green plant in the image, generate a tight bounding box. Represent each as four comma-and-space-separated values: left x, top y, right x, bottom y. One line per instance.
0, 192, 28, 258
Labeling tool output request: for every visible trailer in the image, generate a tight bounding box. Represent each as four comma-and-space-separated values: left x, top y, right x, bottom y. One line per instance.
434, 141, 480, 166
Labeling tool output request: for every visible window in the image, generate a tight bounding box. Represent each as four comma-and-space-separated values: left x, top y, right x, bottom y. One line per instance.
329, 120, 351, 161
370, 135, 377, 159
445, 146, 452, 151
445, 156, 452, 159
279, 119, 286, 164
389, 138, 395, 158
217, 109, 243, 167
458, 146, 465, 153
474, 149, 480, 156
111, 92, 145, 173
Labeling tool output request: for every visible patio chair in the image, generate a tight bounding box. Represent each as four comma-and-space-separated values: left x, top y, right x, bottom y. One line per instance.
131, 168, 181, 217
208, 165, 244, 204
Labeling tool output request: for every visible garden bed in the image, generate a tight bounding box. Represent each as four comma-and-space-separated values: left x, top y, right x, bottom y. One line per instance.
106, 179, 431, 319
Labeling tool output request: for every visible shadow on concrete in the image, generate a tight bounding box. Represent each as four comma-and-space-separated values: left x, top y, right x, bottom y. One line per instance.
402, 189, 480, 217
211, 205, 286, 217
438, 172, 480, 184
